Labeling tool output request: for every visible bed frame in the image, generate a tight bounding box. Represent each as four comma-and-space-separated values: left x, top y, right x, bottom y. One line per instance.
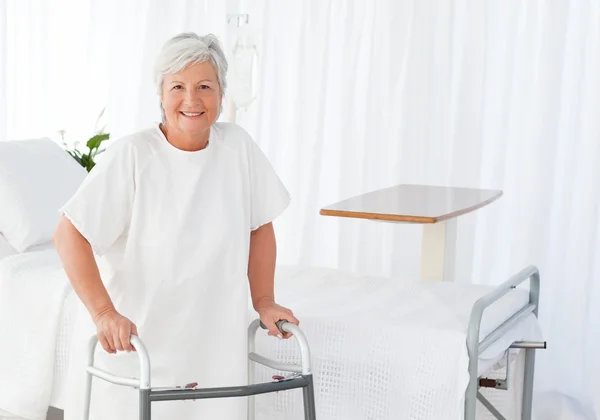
465, 264, 545, 420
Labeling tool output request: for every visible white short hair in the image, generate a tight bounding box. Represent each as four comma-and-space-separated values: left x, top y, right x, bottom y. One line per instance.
154, 32, 228, 120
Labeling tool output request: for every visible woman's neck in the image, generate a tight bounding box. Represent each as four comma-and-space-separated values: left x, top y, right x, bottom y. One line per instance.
160, 123, 210, 152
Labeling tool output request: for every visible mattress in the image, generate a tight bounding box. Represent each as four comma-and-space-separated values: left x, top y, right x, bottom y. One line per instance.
48, 265, 541, 412
249, 266, 541, 420
271, 265, 540, 371
49, 291, 77, 409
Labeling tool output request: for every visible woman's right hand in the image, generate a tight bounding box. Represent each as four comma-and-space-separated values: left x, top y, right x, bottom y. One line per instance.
93, 308, 138, 354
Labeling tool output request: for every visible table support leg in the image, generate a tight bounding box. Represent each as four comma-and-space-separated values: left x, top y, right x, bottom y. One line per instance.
420, 218, 457, 281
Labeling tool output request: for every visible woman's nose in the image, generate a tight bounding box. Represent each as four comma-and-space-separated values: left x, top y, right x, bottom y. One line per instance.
185, 88, 202, 102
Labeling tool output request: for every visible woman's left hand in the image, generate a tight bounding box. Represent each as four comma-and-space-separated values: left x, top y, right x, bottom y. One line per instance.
255, 300, 299, 339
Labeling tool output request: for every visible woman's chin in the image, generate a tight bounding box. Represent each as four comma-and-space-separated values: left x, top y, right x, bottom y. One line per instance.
178, 120, 209, 135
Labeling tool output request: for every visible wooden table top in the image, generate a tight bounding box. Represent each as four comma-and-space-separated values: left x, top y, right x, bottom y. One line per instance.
319, 184, 503, 223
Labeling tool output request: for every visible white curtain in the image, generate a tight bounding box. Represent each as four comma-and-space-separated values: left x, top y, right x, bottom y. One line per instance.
1, 0, 97, 143
254, 1, 600, 419
0, 1, 6, 143
0, 0, 228, 144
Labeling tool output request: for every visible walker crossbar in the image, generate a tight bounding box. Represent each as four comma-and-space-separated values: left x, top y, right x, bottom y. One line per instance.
83, 319, 317, 420
149, 376, 311, 401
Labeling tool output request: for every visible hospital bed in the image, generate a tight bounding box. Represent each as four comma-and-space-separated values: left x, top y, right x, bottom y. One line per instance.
0, 138, 545, 419
0, 247, 545, 420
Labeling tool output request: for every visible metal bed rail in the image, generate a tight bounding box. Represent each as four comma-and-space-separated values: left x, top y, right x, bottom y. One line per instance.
465, 265, 544, 420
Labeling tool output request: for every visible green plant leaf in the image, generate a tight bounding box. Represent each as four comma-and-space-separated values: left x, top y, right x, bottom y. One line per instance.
67, 150, 84, 166
80, 154, 91, 169
86, 133, 110, 150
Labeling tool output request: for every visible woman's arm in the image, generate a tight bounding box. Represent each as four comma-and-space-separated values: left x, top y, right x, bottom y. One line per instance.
248, 222, 298, 338
248, 222, 277, 309
53, 215, 137, 353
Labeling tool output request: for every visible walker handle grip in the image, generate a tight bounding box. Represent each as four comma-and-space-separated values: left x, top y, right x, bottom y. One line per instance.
260, 319, 288, 334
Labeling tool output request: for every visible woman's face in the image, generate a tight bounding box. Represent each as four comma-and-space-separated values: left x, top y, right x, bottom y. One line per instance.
161, 61, 222, 136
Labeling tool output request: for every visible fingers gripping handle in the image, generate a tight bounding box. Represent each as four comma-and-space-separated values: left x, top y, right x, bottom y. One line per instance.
254, 319, 312, 375
260, 319, 288, 334
86, 334, 152, 389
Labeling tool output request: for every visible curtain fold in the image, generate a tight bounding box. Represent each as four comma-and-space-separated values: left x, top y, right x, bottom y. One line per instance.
1, 0, 228, 144
255, 1, 600, 418
0, 1, 7, 143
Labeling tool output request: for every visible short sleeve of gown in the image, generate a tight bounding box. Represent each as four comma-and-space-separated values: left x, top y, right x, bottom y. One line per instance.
59, 139, 135, 256
247, 138, 291, 231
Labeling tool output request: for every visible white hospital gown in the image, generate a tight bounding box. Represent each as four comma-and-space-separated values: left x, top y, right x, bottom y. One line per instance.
60, 122, 290, 420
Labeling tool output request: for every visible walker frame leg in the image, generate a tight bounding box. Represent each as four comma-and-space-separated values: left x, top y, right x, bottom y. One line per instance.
303, 375, 317, 420
139, 389, 151, 420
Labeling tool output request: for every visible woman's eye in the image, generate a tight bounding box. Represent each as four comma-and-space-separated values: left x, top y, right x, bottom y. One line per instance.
173, 85, 183, 90
200, 85, 210, 89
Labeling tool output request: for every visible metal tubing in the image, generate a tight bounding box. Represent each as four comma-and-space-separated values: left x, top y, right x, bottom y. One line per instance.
130, 335, 152, 389
530, 270, 540, 316
248, 352, 302, 373
479, 304, 536, 353
84, 335, 151, 390
86, 366, 140, 388
139, 389, 151, 420
465, 265, 540, 420
150, 377, 310, 401
477, 391, 507, 420
303, 375, 317, 420
522, 349, 536, 420
85, 322, 314, 419
247, 319, 313, 419
280, 323, 312, 375
83, 335, 98, 420
521, 271, 545, 420
248, 319, 313, 375
248, 321, 257, 420
510, 341, 546, 349
521, 269, 540, 419
84, 335, 151, 420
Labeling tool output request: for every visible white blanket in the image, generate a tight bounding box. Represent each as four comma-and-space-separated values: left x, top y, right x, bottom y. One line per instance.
252, 266, 542, 420
0, 250, 71, 420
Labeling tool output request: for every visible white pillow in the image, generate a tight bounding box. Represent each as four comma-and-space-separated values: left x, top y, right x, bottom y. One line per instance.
0, 138, 87, 252
0, 233, 17, 260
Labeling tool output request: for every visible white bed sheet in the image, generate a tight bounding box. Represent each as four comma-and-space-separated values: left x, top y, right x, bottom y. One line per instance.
47, 265, 541, 413
0, 247, 71, 420
269, 265, 540, 371
250, 266, 542, 420
0, 243, 57, 420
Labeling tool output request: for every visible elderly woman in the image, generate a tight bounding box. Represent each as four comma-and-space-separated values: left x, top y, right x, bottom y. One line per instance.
53, 32, 297, 419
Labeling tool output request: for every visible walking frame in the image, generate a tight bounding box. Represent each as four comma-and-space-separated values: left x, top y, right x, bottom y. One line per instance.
83, 319, 317, 420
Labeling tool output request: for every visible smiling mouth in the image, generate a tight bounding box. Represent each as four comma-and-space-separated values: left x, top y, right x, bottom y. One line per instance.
180, 111, 205, 117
